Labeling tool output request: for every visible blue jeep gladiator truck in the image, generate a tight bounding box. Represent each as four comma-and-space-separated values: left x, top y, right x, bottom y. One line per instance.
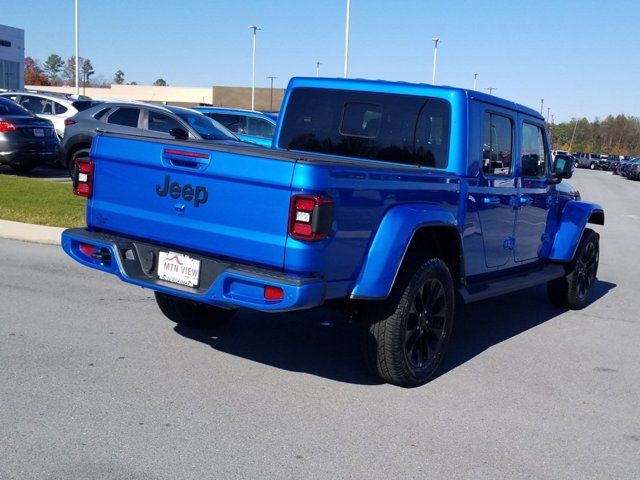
62, 77, 604, 387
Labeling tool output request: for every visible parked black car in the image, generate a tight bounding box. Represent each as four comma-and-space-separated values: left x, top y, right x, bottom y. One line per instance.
620, 158, 640, 178
597, 155, 613, 170
0, 97, 59, 174
628, 160, 640, 181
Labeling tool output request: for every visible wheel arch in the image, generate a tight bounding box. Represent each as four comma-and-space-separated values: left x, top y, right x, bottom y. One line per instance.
350, 204, 463, 299
64, 135, 93, 167
550, 200, 604, 262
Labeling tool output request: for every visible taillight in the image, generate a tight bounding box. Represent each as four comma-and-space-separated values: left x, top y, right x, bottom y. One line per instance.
264, 285, 284, 301
0, 121, 17, 133
73, 158, 94, 197
289, 194, 333, 241
64, 119, 76, 126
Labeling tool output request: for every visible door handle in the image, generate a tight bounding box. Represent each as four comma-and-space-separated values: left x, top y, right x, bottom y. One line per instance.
483, 196, 501, 206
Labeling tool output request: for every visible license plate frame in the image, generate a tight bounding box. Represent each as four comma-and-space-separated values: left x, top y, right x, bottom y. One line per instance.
33, 128, 45, 137
157, 251, 201, 288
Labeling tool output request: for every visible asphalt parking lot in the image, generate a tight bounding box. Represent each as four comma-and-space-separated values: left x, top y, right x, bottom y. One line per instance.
1, 169, 639, 479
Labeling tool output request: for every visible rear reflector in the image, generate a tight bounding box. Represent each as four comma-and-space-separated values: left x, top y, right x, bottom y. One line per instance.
0, 121, 17, 133
64, 119, 76, 126
264, 285, 284, 301
163, 148, 210, 159
289, 194, 333, 241
79, 243, 95, 256
73, 158, 94, 197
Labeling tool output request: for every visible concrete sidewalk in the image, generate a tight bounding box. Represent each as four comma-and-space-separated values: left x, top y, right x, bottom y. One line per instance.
0, 219, 63, 245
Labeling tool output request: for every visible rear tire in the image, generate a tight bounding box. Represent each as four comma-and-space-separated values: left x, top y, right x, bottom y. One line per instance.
547, 228, 599, 310
590, 162, 596, 170
363, 257, 455, 387
68, 148, 90, 178
154, 292, 236, 329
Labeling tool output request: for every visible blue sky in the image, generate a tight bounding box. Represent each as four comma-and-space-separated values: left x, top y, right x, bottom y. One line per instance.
3, 0, 639, 121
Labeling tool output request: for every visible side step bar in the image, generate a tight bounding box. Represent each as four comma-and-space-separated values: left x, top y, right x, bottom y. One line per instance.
458, 264, 566, 303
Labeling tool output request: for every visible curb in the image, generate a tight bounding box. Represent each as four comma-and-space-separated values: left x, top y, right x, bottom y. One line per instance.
0, 219, 64, 246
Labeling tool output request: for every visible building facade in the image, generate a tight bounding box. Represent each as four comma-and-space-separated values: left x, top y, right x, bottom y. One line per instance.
26, 84, 286, 112
0, 24, 24, 90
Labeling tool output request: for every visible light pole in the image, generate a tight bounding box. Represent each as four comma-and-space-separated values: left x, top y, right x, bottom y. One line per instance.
473, 73, 478, 90
343, 0, 351, 78
75, 0, 79, 95
431, 38, 440, 84
569, 119, 579, 152
316, 61, 321, 77
266, 76, 277, 112
485, 87, 496, 95
540, 98, 544, 115
249, 25, 261, 110
546, 107, 550, 123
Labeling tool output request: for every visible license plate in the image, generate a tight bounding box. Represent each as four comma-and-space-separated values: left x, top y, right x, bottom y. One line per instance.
157, 251, 201, 287
33, 128, 45, 137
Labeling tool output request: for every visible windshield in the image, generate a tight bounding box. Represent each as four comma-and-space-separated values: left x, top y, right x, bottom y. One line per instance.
175, 112, 237, 140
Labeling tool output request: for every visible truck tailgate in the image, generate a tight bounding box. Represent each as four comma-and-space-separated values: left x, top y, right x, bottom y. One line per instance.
88, 134, 295, 269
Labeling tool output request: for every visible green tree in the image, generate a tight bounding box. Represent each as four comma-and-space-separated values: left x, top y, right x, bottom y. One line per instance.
114, 69, 125, 85
152, 78, 167, 86
43, 54, 63, 82
81, 58, 95, 86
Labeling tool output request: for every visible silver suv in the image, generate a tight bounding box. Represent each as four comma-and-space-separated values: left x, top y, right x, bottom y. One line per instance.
60, 101, 239, 175
575, 152, 601, 169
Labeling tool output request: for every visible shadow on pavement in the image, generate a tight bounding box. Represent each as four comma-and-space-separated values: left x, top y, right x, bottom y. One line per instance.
0, 164, 70, 182
174, 280, 616, 386
434, 279, 616, 381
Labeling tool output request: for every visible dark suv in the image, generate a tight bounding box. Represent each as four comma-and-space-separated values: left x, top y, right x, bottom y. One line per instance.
60, 102, 239, 175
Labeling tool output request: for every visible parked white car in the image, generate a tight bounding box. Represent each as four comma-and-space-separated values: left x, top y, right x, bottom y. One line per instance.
0, 91, 103, 142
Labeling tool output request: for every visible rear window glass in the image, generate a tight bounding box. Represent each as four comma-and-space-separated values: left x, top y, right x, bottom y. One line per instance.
279, 88, 451, 168
0, 97, 30, 116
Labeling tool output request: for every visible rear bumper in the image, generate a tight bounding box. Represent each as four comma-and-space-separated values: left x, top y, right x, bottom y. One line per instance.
0, 148, 59, 165
61, 228, 326, 312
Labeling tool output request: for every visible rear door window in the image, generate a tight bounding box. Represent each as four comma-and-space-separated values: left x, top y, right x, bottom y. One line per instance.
19, 95, 50, 114
107, 107, 141, 128
279, 88, 451, 168
482, 112, 513, 176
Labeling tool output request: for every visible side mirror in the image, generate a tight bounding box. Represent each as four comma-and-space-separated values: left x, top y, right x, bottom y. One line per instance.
551, 156, 573, 183
169, 128, 189, 140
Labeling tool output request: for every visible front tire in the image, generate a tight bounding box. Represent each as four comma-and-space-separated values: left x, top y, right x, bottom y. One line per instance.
547, 228, 599, 310
154, 292, 236, 329
590, 162, 596, 170
363, 258, 455, 387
